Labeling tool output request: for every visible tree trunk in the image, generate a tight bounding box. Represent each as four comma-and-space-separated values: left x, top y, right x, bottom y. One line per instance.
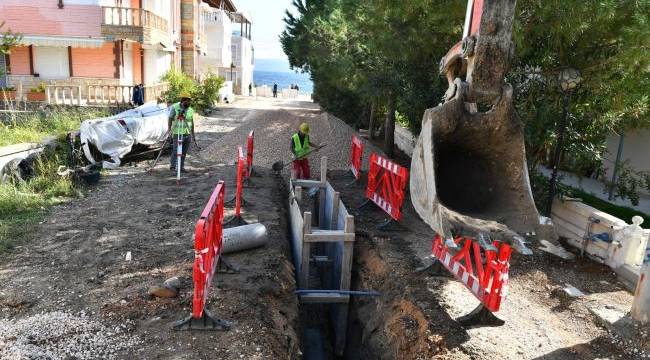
368, 99, 376, 139
384, 94, 395, 157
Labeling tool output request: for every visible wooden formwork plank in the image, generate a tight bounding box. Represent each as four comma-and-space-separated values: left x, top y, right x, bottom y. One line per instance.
304, 232, 355, 243
331, 192, 340, 230
293, 179, 326, 188
300, 211, 312, 289
289, 191, 304, 272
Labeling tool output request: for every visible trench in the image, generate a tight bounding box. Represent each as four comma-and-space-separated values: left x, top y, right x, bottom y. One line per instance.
278, 171, 412, 360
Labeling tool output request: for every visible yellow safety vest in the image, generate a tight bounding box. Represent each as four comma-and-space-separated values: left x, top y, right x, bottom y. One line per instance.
292, 133, 310, 158
171, 103, 194, 135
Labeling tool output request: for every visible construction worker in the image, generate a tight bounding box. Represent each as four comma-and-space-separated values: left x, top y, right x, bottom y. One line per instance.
290, 122, 319, 179
168, 92, 195, 173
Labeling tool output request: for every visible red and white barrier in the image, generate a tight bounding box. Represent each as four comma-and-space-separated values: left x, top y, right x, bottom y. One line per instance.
364, 153, 409, 222
175, 181, 231, 330
349, 135, 364, 181
431, 234, 512, 313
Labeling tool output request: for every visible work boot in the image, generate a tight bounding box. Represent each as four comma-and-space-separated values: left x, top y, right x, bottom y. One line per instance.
181, 168, 188, 173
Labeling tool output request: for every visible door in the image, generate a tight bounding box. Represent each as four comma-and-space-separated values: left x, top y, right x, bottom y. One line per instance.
33, 47, 70, 80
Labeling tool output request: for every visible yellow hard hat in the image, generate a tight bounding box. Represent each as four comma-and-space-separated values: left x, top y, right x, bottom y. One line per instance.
299, 123, 309, 134
179, 91, 191, 99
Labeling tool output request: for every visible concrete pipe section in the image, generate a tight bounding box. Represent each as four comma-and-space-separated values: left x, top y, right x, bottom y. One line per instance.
222, 223, 268, 254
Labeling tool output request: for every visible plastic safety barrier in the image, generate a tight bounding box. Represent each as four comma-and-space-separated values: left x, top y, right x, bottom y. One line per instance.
174, 181, 231, 330
349, 135, 364, 180
246, 130, 254, 179
224, 146, 248, 226
431, 234, 512, 313
365, 153, 409, 221
192, 181, 226, 318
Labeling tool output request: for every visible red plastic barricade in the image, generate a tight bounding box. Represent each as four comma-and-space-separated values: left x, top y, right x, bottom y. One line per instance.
349, 135, 364, 180
224, 146, 248, 226
234, 146, 245, 217
246, 130, 254, 179
365, 153, 409, 221
192, 181, 226, 318
431, 234, 512, 313
175, 181, 231, 330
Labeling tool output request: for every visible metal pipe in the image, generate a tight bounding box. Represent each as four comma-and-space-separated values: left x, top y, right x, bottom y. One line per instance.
608, 133, 625, 200
294, 289, 381, 297
222, 223, 268, 254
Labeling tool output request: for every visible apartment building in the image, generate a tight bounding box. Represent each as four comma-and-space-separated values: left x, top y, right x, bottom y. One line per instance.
1, 0, 242, 102
223, 11, 253, 95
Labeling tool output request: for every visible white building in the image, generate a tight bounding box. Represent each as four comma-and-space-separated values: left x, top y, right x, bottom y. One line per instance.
216, 12, 253, 96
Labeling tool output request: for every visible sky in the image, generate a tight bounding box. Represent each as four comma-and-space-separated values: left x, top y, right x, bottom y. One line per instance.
234, 0, 295, 60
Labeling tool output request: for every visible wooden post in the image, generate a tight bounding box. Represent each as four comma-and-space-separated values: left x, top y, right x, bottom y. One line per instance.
295, 186, 302, 202
320, 156, 327, 183
300, 211, 312, 289
340, 215, 354, 291
330, 192, 340, 230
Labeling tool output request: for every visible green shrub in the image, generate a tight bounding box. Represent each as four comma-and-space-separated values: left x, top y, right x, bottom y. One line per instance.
193, 71, 225, 112
161, 69, 225, 113
161, 70, 197, 105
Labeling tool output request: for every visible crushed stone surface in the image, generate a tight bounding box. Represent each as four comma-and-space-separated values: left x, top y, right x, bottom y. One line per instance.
0, 311, 141, 360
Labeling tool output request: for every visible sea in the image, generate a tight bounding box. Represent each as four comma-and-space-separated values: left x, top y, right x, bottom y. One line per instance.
253, 70, 313, 95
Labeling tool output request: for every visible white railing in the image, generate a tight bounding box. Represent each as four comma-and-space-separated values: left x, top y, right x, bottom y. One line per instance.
102, 7, 168, 32
87, 85, 134, 105
46, 85, 83, 106
143, 82, 169, 103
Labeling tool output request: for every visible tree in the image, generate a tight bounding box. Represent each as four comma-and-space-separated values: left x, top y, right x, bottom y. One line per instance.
1, 21, 21, 81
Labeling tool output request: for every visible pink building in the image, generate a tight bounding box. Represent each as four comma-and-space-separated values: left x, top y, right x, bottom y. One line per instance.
1, 0, 237, 104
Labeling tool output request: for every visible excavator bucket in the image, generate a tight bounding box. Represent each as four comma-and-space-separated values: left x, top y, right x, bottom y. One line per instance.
410, 84, 539, 254
410, 0, 552, 254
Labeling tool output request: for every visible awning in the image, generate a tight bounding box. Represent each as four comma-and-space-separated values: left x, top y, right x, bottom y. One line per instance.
19, 35, 106, 48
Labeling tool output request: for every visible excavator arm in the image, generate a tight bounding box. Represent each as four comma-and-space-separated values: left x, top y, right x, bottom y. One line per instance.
411, 0, 554, 255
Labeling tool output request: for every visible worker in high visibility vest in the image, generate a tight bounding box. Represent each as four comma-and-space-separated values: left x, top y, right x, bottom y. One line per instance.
168, 92, 195, 172
290, 122, 319, 179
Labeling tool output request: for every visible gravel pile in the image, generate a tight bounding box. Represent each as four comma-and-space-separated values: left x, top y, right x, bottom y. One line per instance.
0, 312, 141, 360
201, 109, 382, 174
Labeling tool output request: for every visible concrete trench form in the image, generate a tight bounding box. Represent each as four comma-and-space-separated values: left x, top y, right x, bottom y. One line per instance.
288, 156, 356, 357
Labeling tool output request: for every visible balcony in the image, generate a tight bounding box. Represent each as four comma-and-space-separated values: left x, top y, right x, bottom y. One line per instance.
101, 7, 169, 45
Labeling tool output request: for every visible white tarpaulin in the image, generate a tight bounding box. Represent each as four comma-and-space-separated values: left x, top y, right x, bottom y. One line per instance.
80, 103, 169, 169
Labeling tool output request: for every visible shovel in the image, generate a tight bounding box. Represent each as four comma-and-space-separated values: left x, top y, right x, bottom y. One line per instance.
272, 144, 326, 171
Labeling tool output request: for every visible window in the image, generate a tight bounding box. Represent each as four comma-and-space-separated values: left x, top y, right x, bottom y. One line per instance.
33, 47, 69, 79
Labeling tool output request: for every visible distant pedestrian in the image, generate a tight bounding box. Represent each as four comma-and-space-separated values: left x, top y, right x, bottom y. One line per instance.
295, 85, 299, 92
249, 83, 253, 96
273, 83, 278, 98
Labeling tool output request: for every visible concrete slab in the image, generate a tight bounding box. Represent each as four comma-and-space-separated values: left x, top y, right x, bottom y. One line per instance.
587, 305, 639, 340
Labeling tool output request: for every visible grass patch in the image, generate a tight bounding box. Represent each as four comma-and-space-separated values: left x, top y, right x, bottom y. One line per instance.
0, 148, 77, 253
567, 188, 650, 228
0, 107, 109, 147
0, 109, 94, 253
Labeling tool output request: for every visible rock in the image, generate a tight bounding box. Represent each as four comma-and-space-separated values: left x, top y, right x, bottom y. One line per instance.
148, 286, 178, 298
164, 277, 181, 291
